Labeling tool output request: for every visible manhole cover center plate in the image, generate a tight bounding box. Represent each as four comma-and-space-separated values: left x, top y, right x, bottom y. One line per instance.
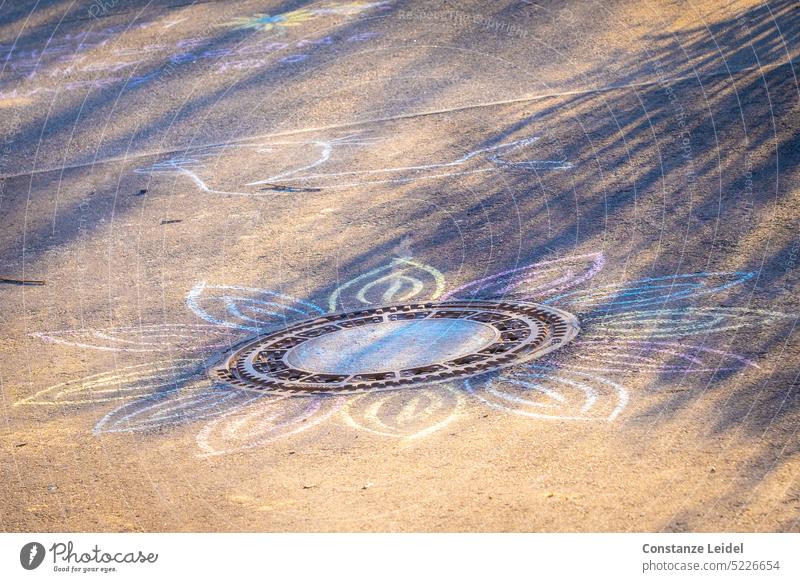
213, 300, 579, 395
285, 318, 500, 375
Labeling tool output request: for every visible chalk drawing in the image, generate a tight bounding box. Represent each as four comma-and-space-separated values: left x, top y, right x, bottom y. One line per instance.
441, 252, 605, 301
136, 148, 220, 175
252, 133, 383, 183
327, 257, 445, 311
134, 148, 253, 196
162, 17, 189, 30
584, 307, 796, 339
30, 247, 774, 443
94, 383, 262, 434
135, 133, 571, 196
228, 2, 392, 33
196, 395, 344, 457
30, 323, 240, 353
214, 32, 379, 74
245, 135, 573, 189
186, 282, 324, 333
229, 9, 317, 32
1, 31, 114, 63
15, 359, 206, 406
341, 385, 463, 438
545, 339, 761, 374
0, 20, 163, 82
544, 271, 755, 311
135, 134, 383, 196
4, 25, 380, 103
464, 365, 629, 422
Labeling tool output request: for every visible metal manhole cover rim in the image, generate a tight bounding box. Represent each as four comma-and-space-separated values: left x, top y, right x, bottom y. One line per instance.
210, 299, 580, 395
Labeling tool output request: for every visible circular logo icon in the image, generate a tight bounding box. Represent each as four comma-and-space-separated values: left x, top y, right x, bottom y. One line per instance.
20, 542, 46, 570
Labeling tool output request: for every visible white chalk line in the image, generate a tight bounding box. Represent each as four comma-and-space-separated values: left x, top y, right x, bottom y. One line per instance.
340, 386, 463, 439
327, 257, 445, 311
196, 395, 344, 457
464, 368, 628, 422
31, 323, 237, 352
187, 281, 324, 332
15, 359, 207, 406
94, 386, 263, 434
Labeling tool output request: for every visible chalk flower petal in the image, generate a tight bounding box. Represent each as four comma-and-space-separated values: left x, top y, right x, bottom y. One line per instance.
187, 282, 324, 332
465, 365, 628, 422
341, 385, 463, 438
16, 359, 207, 406
544, 338, 760, 374
441, 252, 605, 301
196, 394, 342, 456
94, 384, 261, 434
583, 307, 795, 339
328, 258, 445, 311
544, 271, 754, 311
30, 323, 239, 353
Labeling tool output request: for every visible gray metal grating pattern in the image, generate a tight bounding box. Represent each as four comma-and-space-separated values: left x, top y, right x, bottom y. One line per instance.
212, 300, 580, 395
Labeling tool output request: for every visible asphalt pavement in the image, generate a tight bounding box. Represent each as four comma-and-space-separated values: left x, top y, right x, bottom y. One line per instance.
1, 0, 799, 532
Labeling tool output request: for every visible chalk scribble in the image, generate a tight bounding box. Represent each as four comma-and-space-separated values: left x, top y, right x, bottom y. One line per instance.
342, 385, 463, 439
197, 395, 343, 456
135, 133, 573, 195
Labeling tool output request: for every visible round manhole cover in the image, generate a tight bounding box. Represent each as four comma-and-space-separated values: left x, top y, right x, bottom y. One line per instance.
212, 300, 579, 394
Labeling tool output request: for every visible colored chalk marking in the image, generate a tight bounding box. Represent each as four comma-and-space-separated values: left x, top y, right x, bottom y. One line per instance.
341, 385, 463, 439
547, 339, 761, 374
187, 282, 324, 332
31, 323, 239, 353
227, 2, 392, 33
135, 132, 571, 195
544, 271, 755, 311
327, 257, 446, 311
37, 250, 776, 442
585, 307, 795, 339
464, 365, 629, 422
94, 384, 262, 434
196, 395, 343, 456
442, 252, 605, 301
16, 360, 207, 406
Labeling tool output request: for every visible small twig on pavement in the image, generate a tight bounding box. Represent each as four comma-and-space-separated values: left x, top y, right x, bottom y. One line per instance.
0, 277, 45, 286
